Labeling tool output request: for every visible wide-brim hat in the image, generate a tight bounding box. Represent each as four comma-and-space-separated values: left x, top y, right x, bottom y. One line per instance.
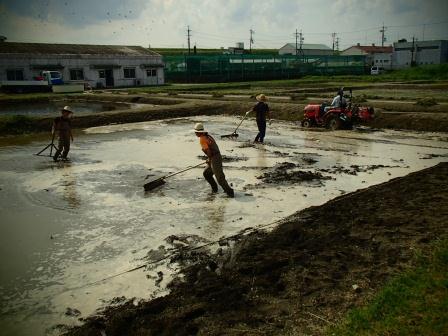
62, 105, 73, 113
193, 122, 207, 133
256, 94, 267, 102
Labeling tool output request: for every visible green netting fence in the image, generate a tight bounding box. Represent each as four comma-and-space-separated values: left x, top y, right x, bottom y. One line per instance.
164, 54, 367, 82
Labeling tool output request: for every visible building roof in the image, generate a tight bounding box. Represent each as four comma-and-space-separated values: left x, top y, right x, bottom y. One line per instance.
344, 45, 393, 54
0, 42, 161, 57
281, 43, 332, 50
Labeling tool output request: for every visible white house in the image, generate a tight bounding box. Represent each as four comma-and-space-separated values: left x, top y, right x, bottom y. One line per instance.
393, 40, 448, 68
0, 42, 164, 88
278, 43, 333, 56
340, 44, 393, 68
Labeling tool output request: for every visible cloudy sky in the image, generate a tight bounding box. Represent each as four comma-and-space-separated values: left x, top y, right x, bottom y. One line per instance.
0, 0, 447, 50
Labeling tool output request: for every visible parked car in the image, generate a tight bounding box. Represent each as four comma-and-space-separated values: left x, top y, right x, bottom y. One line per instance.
370, 66, 385, 75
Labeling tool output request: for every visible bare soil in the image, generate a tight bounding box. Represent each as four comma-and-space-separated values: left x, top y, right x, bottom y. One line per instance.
64, 162, 448, 336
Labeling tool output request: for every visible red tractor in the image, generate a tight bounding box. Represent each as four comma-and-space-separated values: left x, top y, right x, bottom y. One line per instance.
301, 89, 374, 130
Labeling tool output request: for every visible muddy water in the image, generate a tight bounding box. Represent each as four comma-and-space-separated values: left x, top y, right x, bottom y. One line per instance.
0, 116, 447, 335
0, 100, 150, 117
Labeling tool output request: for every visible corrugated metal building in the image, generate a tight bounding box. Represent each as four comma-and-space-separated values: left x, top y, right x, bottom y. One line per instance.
393, 40, 448, 68
0, 42, 164, 88
278, 43, 333, 56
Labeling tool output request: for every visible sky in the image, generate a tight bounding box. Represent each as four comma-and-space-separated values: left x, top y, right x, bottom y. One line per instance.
0, 0, 447, 50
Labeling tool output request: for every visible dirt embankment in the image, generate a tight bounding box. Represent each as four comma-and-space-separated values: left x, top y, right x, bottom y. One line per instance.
1, 92, 448, 135
65, 162, 448, 336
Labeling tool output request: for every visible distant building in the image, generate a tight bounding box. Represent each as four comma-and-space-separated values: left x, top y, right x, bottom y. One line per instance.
340, 43, 393, 68
393, 40, 448, 68
278, 43, 333, 56
225, 42, 246, 55
0, 42, 164, 88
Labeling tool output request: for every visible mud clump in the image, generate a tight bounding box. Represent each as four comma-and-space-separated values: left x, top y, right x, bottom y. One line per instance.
257, 162, 331, 184
320, 164, 400, 175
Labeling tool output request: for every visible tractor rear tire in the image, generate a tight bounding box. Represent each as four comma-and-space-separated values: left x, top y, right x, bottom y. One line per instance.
326, 116, 342, 131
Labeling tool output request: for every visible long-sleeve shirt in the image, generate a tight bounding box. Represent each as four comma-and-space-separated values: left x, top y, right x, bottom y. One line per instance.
330, 95, 347, 108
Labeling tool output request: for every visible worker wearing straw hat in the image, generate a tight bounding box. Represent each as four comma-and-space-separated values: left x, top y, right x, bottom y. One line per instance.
52, 105, 74, 161
249, 94, 271, 143
194, 123, 234, 198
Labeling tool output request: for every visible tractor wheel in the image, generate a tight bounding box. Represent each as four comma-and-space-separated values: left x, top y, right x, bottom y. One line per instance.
326, 116, 342, 131
301, 119, 312, 128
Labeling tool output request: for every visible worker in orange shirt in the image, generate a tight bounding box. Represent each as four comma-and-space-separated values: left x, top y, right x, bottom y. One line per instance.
194, 123, 234, 198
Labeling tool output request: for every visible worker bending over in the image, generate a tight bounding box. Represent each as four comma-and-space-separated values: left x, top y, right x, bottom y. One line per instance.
194, 123, 234, 198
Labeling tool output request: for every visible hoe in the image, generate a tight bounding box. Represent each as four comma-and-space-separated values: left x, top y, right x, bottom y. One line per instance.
144, 161, 207, 191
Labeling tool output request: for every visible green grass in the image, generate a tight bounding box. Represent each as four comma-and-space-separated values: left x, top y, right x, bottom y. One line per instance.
328, 239, 448, 336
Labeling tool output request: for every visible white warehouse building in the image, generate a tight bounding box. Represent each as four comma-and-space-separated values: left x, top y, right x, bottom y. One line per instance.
393, 40, 448, 68
0, 42, 164, 88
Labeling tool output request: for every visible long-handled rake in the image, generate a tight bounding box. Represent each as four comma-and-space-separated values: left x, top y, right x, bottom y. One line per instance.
221, 110, 251, 138
144, 161, 207, 191
35, 133, 58, 157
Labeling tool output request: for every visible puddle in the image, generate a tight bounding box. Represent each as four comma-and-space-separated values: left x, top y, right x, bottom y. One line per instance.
0, 116, 447, 335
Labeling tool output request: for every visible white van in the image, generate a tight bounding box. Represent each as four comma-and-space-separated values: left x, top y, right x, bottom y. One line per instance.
370, 66, 385, 75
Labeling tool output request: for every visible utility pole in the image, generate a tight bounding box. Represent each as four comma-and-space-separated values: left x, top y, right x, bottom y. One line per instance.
380, 23, 387, 47
187, 25, 191, 55
335, 37, 340, 52
299, 29, 304, 51
331, 32, 337, 51
295, 29, 299, 56
249, 29, 255, 53
411, 36, 416, 67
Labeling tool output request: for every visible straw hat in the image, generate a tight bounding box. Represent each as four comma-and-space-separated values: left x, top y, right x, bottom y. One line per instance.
62, 105, 73, 113
193, 122, 207, 133
256, 94, 267, 102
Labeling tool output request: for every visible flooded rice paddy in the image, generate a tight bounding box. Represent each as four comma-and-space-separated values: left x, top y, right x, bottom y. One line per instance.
0, 115, 447, 335
0, 100, 150, 117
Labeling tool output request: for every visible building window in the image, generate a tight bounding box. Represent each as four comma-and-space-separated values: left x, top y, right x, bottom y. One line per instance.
124, 68, 136, 78
146, 69, 157, 77
6, 69, 24, 80
98, 70, 105, 78
70, 69, 84, 80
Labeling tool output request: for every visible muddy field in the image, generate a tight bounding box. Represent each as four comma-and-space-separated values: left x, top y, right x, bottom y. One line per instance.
0, 114, 447, 336
65, 162, 448, 336
0, 82, 447, 335
1, 80, 448, 135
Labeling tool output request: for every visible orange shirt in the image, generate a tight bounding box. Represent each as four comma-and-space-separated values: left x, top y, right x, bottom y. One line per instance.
199, 134, 220, 158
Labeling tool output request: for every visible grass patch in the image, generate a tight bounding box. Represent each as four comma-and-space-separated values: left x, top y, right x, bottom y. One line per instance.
328, 239, 448, 336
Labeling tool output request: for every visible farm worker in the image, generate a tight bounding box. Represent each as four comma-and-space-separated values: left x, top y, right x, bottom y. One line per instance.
194, 123, 234, 198
52, 105, 74, 161
247, 94, 271, 143
325, 88, 347, 112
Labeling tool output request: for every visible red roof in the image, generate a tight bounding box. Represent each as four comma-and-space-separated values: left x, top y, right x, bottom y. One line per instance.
353, 45, 393, 54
